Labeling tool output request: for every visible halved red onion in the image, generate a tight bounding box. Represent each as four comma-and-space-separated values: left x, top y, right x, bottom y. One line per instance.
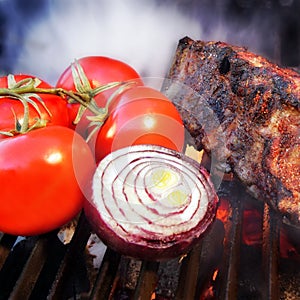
84, 145, 219, 260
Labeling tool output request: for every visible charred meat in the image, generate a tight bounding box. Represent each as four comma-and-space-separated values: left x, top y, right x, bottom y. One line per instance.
163, 37, 300, 226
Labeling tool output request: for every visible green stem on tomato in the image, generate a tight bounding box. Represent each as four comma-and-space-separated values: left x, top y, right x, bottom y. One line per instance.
0, 91, 30, 133
0, 77, 138, 137
0, 61, 140, 137
84, 80, 136, 143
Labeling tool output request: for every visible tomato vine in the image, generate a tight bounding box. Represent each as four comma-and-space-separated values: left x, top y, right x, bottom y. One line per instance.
0, 63, 137, 137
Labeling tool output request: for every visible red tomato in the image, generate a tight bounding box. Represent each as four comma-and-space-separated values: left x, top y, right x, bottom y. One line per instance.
89, 86, 185, 163
56, 56, 143, 135
0, 126, 96, 236
0, 74, 69, 137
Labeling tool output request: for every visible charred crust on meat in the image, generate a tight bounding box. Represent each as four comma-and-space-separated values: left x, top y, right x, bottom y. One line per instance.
178, 36, 194, 47
219, 56, 230, 75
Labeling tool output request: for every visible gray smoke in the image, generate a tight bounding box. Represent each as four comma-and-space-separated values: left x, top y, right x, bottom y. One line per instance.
3, 0, 297, 85
13, 0, 203, 84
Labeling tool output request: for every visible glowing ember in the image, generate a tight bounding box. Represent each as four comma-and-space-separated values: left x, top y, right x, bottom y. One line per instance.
216, 198, 230, 223
215, 192, 299, 259
242, 209, 263, 246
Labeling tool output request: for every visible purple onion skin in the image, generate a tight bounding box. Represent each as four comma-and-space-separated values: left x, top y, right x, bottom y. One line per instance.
83, 146, 219, 261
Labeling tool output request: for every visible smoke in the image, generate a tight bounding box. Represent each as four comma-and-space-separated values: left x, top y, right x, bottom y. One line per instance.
12, 0, 203, 84
5, 0, 293, 85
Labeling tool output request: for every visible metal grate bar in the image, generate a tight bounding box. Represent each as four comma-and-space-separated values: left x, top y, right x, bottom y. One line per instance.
112, 257, 142, 298
262, 204, 280, 300
175, 218, 225, 299
216, 182, 243, 300
89, 248, 121, 300
195, 219, 225, 299
9, 235, 52, 299
47, 213, 91, 299
0, 236, 39, 299
133, 260, 160, 300
175, 243, 203, 300
28, 233, 67, 300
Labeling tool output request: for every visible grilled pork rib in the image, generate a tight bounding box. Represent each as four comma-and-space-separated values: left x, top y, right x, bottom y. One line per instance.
164, 36, 300, 226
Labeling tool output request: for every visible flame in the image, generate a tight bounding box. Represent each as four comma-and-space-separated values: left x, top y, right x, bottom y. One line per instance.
212, 269, 219, 281
200, 286, 215, 300
216, 198, 230, 223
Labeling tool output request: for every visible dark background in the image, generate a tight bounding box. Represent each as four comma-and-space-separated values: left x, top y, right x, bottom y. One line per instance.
0, 0, 299, 74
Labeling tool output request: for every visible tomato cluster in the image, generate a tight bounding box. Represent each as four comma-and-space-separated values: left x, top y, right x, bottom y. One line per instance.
0, 56, 184, 236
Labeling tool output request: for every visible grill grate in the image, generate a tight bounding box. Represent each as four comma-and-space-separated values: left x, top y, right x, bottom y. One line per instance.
0, 180, 299, 299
